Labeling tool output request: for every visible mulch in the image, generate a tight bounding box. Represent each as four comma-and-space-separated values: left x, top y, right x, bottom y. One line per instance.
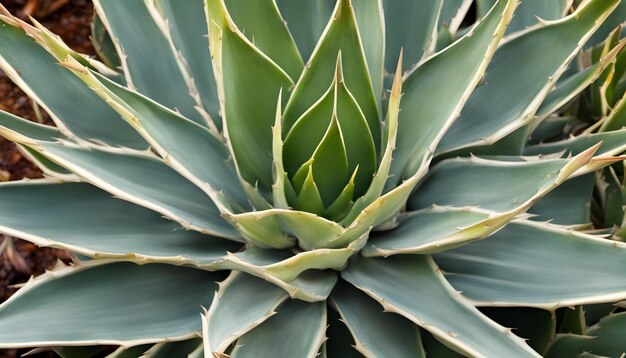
0, 1, 98, 356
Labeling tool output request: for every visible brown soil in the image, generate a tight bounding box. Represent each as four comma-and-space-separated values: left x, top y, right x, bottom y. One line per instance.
0, 239, 73, 300
0, 1, 97, 356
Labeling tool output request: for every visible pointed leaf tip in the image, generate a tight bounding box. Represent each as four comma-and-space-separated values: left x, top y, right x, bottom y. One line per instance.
557, 141, 601, 182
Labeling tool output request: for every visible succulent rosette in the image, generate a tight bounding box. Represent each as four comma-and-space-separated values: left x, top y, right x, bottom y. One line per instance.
0, 0, 625, 357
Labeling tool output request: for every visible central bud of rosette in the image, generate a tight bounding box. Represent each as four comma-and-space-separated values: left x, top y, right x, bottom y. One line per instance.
281, 55, 379, 221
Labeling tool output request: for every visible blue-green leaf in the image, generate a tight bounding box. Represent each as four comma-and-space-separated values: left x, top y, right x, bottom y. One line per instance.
436, 220, 626, 308
383, 0, 441, 74
437, 0, 620, 155
203, 272, 288, 354
342, 255, 539, 357
0, 262, 220, 347
0, 17, 145, 149
389, 0, 516, 184
207, 0, 293, 187
330, 281, 425, 358
230, 300, 326, 358
151, 0, 222, 130
93, 0, 206, 125
282, 0, 380, 151
0, 181, 239, 264
274, 0, 334, 61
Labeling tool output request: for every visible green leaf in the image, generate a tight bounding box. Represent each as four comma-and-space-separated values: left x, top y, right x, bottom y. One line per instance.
230, 300, 326, 358
584, 303, 617, 326
439, 0, 473, 34
229, 209, 344, 251
0, 106, 77, 181
218, 242, 359, 285
437, 0, 620, 155
271, 93, 291, 209
362, 208, 493, 256
282, 0, 380, 151
444, 125, 534, 158
308, 117, 349, 206
537, 42, 626, 121
330, 281, 426, 358
341, 53, 403, 225
481, 307, 556, 354
143, 339, 202, 358
330, 53, 498, 243
333, 127, 598, 249
63, 63, 249, 212
610, 40, 626, 103
601, 87, 626, 132
408, 157, 581, 212
586, 27, 623, 118
435, 24, 454, 52
342, 255, 539, 357
18, 145, 74, 179
587, 0, 626, 47
0, 181, 240, 264
203, 272, 288, 354
326, 169, 357, 220
529, 174, 595, 225
383, 0, 441, 74
38, 142, 237, 238
296, 163, 328, 215
227, 210, 294, 248
330, 85, 376, 197
331, 176, 421, 248
0, 262, 220, 347
283, 88, 335, 182
524, 129, 626, 157
104, 345, 152, 358
274, 0, 334, 61
546, 312, 626, 358
326, 307, 362, 358
222, 0, 304, 80
477, 0, 571, 34
0, 17, 145, 149
93, 0, 206, 125
436, 220, 626, 308
507, 0, 571, 33
601, 169, 626, 228
207, 0, 293, 187
214, 247, 339, 302
20, 15, 125, 83
91, 12, 121, 70
0, 109, 62, 142
527, 116, 575, 145
420, 330, 465, 358
150, 0, 222, 130
283, 55, 376, 201
558, 305, 585, 335
476, 0, 497, 16
389, 0, 516, 184
353, 0, 384, 98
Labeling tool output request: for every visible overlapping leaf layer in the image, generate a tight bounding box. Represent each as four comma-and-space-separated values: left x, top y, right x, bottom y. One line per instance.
0, 0, 625, 357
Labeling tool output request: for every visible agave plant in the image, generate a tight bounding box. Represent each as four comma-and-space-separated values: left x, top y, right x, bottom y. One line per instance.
0, 0, 626, 357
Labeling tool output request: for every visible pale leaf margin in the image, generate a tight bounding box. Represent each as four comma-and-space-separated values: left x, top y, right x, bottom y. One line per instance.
0, 260, 204, 349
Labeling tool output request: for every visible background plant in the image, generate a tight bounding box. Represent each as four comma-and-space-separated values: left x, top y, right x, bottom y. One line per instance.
0, 0, 624, 357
